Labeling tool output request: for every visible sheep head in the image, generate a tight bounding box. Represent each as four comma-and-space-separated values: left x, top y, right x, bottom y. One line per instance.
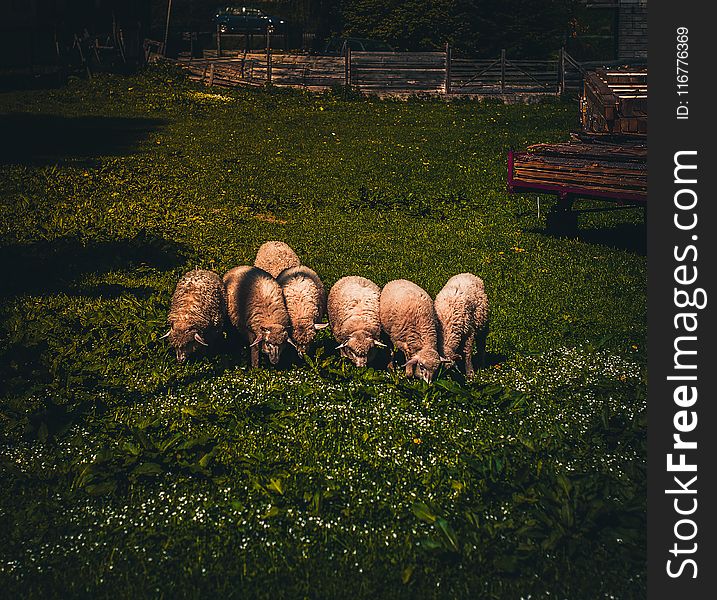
404, 348, 449, 383
439, 346, 461, 369
252, 325, 289, 365
336, 330, 385, 367
162, 327, 209, 363
290, 321, 329, 355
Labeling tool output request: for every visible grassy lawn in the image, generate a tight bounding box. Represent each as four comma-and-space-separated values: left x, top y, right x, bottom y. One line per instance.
0, 66, 646, 599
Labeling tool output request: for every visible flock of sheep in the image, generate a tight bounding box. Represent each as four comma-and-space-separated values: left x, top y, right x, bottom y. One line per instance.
161, 241, 489, 383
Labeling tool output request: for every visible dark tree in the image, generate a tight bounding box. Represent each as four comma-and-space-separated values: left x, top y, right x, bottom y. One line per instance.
339, 0, 581, 57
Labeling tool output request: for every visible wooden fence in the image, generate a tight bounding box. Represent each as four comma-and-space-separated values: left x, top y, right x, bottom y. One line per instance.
174, 46, 591, 97
181, 53, 346, 89
350, 51, 447, 93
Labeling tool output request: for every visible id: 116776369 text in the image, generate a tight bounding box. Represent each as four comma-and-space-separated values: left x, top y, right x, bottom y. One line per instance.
676, 26, 689, 119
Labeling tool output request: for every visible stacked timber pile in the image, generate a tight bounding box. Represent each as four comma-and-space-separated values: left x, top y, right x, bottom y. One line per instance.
511, 139, 646, 200
581, 67, 647, 135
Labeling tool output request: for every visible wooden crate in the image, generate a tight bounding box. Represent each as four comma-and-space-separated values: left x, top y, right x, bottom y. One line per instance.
581, 68, 647, 136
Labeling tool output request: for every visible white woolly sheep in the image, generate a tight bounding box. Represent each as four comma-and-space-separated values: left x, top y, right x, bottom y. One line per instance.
327, 275, 386, 367
162, 269, 227, 363
379, 279, 448, 383
276, 265, 328, 355
254, 241, 301, 278
434, 272, 489, 379
223, 265, 291, 367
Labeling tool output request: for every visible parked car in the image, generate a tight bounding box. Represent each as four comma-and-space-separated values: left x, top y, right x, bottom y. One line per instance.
214, 6, 285, 34
324, 37, 393, 54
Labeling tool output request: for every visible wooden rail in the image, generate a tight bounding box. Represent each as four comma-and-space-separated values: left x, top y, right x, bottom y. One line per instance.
351, 51, 446, 93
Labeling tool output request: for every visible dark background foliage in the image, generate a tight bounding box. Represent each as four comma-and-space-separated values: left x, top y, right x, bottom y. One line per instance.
149, 0, 615, 58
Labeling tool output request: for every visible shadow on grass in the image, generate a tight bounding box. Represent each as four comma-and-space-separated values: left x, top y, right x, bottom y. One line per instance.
530, 221, 646, 255
0, 231, 190, 297
0, 113, 166, 165
485, 351, 508, 368
575, 222, 647, 255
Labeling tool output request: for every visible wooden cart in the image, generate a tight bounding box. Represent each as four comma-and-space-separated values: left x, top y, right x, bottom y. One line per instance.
507, 139, 646, 233
507, 66, 647, 234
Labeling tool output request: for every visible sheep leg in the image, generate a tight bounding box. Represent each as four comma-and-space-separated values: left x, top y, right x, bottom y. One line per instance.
464, 333, 476, 379
249, 338, 260, 368
475, 327, 488, 370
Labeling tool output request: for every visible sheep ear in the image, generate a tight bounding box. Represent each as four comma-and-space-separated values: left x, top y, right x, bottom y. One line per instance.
373, 340, 387, 348
159, 330, 171, 340
439, 356, 452, 363
194, 333, 209, 347
336, 335, 353, 350
314, 322, 329, 330
403, 356, 419, 368
249, 335, 263, 347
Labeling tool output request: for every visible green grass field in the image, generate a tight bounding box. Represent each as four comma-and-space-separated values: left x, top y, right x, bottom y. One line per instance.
0, 66, 646, 599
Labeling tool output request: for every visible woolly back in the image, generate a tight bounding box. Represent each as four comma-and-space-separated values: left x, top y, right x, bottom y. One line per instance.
168, 269, 226, 331
327, 276, 381, 336
223, 265, 289, 330
380, 279, 437, 347
254, 241, 301, 278
277, 265, 327, 322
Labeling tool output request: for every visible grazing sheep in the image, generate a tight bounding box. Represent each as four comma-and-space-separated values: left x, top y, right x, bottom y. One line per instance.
162, 269, 227, 363
327, 276, 386, 367
434, 273, 489, 379
276, 265, 328, 355
254, 241, 301, 278
223, 265, 291, 367
379, 279, 448, 383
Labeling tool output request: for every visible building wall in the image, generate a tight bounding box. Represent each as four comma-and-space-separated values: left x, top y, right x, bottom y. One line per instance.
618, 0, 647, 61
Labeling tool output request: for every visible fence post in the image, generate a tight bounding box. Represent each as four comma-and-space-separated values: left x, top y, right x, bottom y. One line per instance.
267, 50, 271, 84
266, 47, 272, 84
163, 0, 173, 57
266, 25, 275, 85
208, 63, 215, 86
444, 42, 452, 95
345, 46, 352, 86
500, 49, 506, 93
558, 46, 565, 95
216, 25, 222, 58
